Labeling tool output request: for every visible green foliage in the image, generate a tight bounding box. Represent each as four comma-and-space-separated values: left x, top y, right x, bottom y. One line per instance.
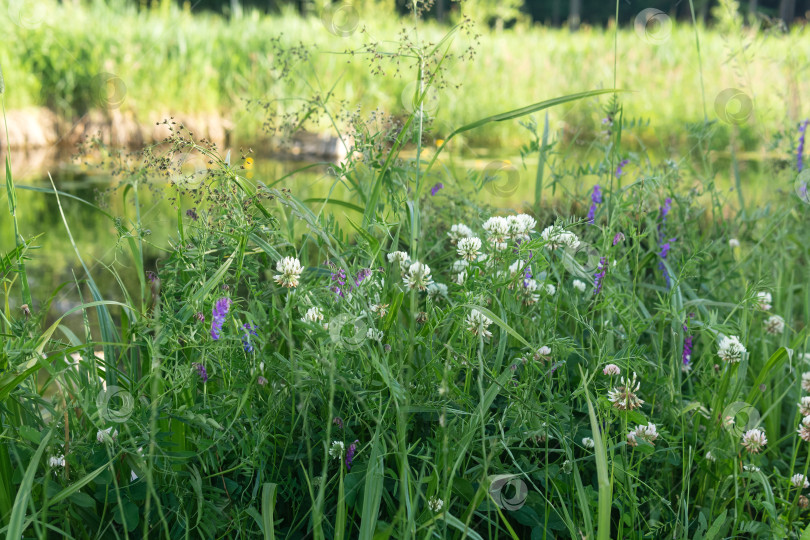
2, 1, 810, 538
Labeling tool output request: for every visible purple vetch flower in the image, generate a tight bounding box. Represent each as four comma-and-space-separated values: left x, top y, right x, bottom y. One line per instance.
193, 362, 208, 383
346, 439, 359, 471
615, 159, 629, 177
613, 232, 625, 246
146, 271, 158, 283
328, 261, 348, 298
657, 198, 674, 288
523, 266, 533, 288
186, 208, 199, 221
798, 120, 809, 172
195, 312, 205, 322
257, 376, 268, 385
241, 323, 259, 353
354, 268, 372, 287
430, 182, 444, 196
210, 297, 232, 340
333, 417, 344, 430
587, 184, 603, 224
682, 324, 694, 367
594, 257, 607, 295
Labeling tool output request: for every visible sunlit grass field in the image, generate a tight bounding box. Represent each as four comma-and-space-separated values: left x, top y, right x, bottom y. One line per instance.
2, 0, 809, 147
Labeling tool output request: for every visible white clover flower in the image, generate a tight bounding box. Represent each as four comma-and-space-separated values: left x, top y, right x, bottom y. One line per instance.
482, 216, 511, 250
741, 428, 767, 454
627, 423, 659, 447
603, 364, 621, 376
403, 262, 434, 292
799, 397, 810, 417
507, 214, 537, 242
572, 279, 586, 293
329, 441, 345, 459
427, 497, 444, 513
544, 283, 556, 296
301, 306, 324, 324
798, 416, 810, 442
705, 450, 716, 462
96, 426, 118, 444
454, 270, 467, 285
792, 474, 810, 489
764, 315, 785, 335
427, 282, 448, 300
729, 238, 740, 248
366, 328, 384, 342
534, 345, 552, 360
743, 464, 760, 472
582, 437, 595, 449
457, 237, 483, 261
387, 251, 410, 270
607, 372, 644, 411
466, 309, 493, 339
540, 225, 580, 251
802, 372, 810, 393
756, 291, 772, 311
48, 455, 65, 468
275, 257, 304, 288
717, 335, 746, 363
447, 224, 474, 244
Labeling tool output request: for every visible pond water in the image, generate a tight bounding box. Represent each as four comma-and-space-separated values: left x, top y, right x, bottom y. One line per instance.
1, 142, 775, 335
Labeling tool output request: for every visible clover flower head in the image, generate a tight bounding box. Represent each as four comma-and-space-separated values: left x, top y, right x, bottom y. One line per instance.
627, 423, 658, 447
582, 437, 595, 449
607, 372, 644, 411
96, 426, 118, 444
799, 397, 810, 417
603, 364, 621, 376
301, 306, 324, 324
764, 315, 785, 335
403, 261, 434, 291
741, 428, 767, 454
793, 474, 810, 489
798, 415, 810, 441
275, 257, 304, 288
457, 236, 483, 261
428, 497, 444, 513
540, 225, 580, 250
483, 216, 511, 250
756, 291, 772, 311
447, 224, 474, 244
717, 335, 746, 363
329, 441, 345, 459
507, 214, 537, 242
466, 309, 493, 339
573, 279, 586, 293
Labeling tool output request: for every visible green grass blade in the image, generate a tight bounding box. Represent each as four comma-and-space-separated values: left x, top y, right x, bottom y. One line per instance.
7, 429, 53, 539
262, 483, 277, 540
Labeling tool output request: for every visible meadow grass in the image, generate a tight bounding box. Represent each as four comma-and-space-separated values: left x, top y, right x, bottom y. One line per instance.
1, 0, 809, 149
2, 2, 810, 539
